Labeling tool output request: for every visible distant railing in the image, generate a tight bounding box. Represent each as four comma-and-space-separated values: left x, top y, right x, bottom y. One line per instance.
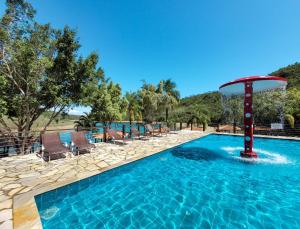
3, 121, 269, 158
0, 122, 154, 158
0, 131, 42, 157
211, 123, 300, 137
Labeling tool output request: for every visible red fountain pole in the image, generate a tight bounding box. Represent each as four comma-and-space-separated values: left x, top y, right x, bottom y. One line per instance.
240, 81, 257, 158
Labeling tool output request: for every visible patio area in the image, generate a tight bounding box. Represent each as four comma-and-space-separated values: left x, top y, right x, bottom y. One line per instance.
0, 130, 206, 229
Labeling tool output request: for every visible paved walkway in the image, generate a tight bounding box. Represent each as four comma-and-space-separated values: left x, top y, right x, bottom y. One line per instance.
0, 130, 206, 229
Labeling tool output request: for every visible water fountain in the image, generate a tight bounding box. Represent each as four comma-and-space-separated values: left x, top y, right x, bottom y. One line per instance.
219, 76, 287, 158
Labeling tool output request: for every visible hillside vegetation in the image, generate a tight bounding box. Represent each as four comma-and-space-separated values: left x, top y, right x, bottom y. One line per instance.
176, 63, 300, 126
270, 62, 300, 89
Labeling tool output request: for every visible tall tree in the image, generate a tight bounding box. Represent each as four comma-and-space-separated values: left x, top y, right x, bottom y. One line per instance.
138, 81, 159, 123
285, 88, 300, 123
125, 92, 142, 125
157, 79, 180, 125
0, 0, 102, 154
163, 79, 180, 100
90, 78, 127, 128
169, 104, 210, 130
74, 112, 95, 131
222, 96, 243, 132
253, 90, 287, 125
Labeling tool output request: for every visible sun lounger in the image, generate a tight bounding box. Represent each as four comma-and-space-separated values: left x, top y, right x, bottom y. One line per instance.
107, 129, 131, 144
40, 132, 70, 161
162, 126, 172, 135
130, 127, 150, 140
71, 131, 95, 155
145, 124, 162, 136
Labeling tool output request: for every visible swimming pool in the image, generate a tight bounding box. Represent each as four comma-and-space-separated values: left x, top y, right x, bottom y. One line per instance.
35, 134, 300, 228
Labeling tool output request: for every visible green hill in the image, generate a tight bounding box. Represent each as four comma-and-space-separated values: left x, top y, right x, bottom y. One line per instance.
180, 91, 222, 123
270, 62, 300, 88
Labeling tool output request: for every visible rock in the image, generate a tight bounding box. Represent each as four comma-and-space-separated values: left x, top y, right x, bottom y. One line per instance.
0, 178, 16, 183
40, 169, 58, 177
0, 220, 13, 229
19, 178, 46, 187
0, 209, 12, 222
8, 187, 23, 196
19, 187, 32, 194
2, 183, 21, 190
0, 199, 12, 210
96, 161, 108, 168
18, 172, 40, 179
0, 196, 9, 202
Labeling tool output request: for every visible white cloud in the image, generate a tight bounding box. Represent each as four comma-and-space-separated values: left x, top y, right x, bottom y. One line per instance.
68, 109, 81, 115
67, 106, 91, 115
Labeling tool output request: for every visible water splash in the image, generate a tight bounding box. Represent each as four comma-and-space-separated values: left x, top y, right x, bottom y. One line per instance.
221, 146, 291, 164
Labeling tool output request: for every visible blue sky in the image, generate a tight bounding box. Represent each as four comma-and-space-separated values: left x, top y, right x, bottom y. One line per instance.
2, 0, 300, 115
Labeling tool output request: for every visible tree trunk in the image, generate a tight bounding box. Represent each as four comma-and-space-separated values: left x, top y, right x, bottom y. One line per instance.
233, 121, 237, 134
103, 124, 107, 142
122, 124, 126, 139
165, 108, 169, 126
15, 129, 31, 155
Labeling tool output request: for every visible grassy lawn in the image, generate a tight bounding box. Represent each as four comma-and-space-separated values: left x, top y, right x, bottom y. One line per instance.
1, 113, 79, 132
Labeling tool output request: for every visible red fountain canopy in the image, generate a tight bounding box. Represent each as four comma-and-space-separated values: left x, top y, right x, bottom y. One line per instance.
219, 76, 287, 96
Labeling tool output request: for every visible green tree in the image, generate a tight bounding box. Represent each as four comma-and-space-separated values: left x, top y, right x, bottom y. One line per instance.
125, 92, 142, 125
74, 112, 95, 131
0, 0, 102, 154
222, 96, 243, 132
156, 79, 180, 125
285, 114, 295, 128
163, 79, 180, 100
186, 104, 210, 130
253, 90, 286, 125
285, 88, 300, 123
179, 92, 223, 124
138, 81, 160, 123
90, 78, 127, 128
169, 104, 210, 130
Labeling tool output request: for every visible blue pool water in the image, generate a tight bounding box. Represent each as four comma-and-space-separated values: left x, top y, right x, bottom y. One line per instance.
35, 134, 300, 228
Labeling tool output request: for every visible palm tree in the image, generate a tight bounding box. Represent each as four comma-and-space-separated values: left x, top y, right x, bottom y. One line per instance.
125, 92, 141, 125
160, 93, 178, 125
74, 112, 95, 131
139, 81, 160, 123
157, 79, 180, 125
163, 79, 180, 100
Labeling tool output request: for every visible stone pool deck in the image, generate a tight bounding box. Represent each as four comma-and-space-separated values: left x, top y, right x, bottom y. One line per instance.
0, 130, 206, 229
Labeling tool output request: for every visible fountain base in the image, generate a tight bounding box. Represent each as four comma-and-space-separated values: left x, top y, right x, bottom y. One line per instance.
240, 151, 258, 158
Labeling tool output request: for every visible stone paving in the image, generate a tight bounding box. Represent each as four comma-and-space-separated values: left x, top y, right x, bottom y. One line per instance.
0, 130, 206, 229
